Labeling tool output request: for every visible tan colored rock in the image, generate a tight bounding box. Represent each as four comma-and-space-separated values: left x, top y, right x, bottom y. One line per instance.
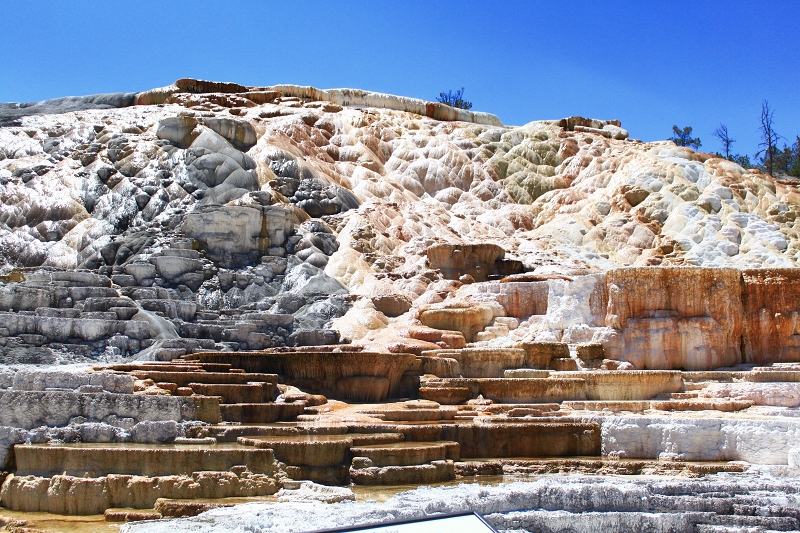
387, 338, 441, 356
13, 444, 277, 477
426, 243, 512, 282
202, 117, 257, 151
349, 460, 455, 485
475, 377, 587, 403
350, 441, 458, 467
238, 435, 352, 467
243, 91, 281, 105
104, 509, 163, 522
218, 402, 306, 423
518, 342, 569, 369
549, 358, 580, 371
371, 294, 412, 317
197, 351, 416, 401
554, 370, 683, 401
417, 303, 498, 342
564, 400, 649, 412
604, 268, 743, 370
428, 376, 587, 403
0, 469, 279, 514
452, 421, 600, 458
576, 343, 605, 361
420, 356, 461, 378
418, 386, 471, 404
456, 281, 549, 317
154, 499, 231, 518
155, 116, 198, 147
742, 268, 800, 365
182, 205, 293, 267
134, 84, 180, 105
398, 326, 466, 349
439, 348, 526, 378
335, 376, 390, 402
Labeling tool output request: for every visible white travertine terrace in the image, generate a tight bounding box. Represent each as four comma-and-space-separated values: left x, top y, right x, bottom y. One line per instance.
267, 84, 505, 126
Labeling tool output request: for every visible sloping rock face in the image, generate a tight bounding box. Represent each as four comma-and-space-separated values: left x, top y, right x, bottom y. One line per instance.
182, 205, 292, 267
2, 78, 800, 367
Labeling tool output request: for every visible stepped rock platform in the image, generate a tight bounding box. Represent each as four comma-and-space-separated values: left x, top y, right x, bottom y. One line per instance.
3, 350, 796, 518
3, 351, 798, 518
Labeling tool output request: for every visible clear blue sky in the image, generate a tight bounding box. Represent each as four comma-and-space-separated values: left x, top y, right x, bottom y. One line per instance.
1, 1, 798, 157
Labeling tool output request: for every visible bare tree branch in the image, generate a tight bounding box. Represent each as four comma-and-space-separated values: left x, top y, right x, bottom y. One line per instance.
711, 124, 735, 159
756, 100, 782, 176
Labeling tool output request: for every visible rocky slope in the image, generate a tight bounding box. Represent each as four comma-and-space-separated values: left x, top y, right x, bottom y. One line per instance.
2, 78, 799, 363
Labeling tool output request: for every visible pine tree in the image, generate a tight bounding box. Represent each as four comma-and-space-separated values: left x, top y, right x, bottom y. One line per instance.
670, 126, 702, 149
436, 88, 473, 110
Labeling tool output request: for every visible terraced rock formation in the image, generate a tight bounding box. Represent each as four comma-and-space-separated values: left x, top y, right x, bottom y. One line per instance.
2, 79, 800, 531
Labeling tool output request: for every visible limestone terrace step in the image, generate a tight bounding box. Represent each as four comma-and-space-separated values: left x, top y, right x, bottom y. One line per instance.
102, 362, 232, 372
349, 460, 454, 485
195, 351, 416, 401
349, 433, 406, 446
339, 420, 601, 458
745, 369, 800, 382
564, 400, 650, 412
541, 370, 683, 401
418, 386, 471, 405
14, 443, 275, 477
188, 382, 277, 404
219, 402, 306, 423
425, 371, 683, 403
356, 408, 450, 422
423, 377, 588, 403
682, 371, 748, 382
350, 441, 460, 466
238, 434, 352, 466
650, 399, 753, 412
130, 371, 278, 387
201, 423, 350, 441
473, 403, 561, 415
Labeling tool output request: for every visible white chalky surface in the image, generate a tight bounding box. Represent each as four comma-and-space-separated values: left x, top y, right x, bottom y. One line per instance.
121, 474, 800, 533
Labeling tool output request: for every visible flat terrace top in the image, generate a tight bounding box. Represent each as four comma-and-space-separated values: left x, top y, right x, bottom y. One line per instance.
15, 442, 258, 451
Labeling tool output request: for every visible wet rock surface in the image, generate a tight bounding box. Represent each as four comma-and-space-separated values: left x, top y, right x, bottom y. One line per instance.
122, 475, 800, 533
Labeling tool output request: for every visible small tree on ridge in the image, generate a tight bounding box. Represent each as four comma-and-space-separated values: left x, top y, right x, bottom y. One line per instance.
711, 124, 735, 159
436, 88, 472, 110
670, 125, 702, 149
756, 100, 781, 176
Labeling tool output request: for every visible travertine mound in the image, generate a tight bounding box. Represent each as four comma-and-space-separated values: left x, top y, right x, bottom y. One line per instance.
2, 78, 799, 366
4, 80, 800, 528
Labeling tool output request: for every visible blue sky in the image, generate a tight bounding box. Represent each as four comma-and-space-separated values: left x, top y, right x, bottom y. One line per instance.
1, 1, 798, 157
